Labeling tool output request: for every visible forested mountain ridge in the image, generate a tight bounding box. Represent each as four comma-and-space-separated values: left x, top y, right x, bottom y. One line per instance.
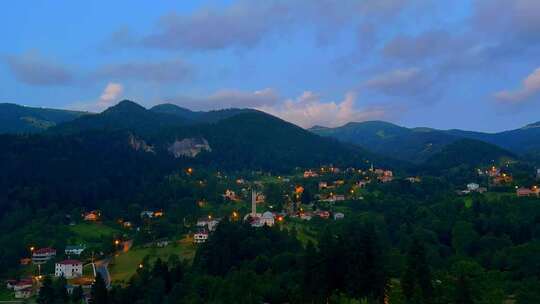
312, 120, 540, 163
0, 103, 86, 134
310, 121, 458, 163
150, 103, 256, 124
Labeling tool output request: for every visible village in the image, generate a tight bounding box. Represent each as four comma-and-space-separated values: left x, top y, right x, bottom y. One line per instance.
3, 163, 540, 302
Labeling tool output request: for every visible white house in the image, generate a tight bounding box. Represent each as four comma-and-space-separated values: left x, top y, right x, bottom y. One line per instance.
260, 211, 275, 227
193, 229, 209, 244
467, 183, 480, 191
196, 218, 221, 232
334, 212, 345, 220
55, 260, 83, 279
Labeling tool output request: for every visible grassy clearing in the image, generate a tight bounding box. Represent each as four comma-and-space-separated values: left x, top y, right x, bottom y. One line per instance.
69, 222, 120, 242
283, 219, 318, 246
109, 236, 196, 284
0, 288, 14, 301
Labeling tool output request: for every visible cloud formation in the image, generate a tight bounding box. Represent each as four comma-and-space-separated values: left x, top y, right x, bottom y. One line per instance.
3, 53, 74, 86
473, 0, 540, 41
68, 82, 124, 112
167, 88, 280, 110
494, 67, 540, 103
109, 0, 416, 51
364, 67, 433, 97
94, 59, 194, 83
259, 91, 388, 128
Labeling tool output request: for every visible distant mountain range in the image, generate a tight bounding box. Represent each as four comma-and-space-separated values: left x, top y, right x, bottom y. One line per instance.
0, 103, 86, 133
0, 101, 383, 174
311, 120, 540, 163
1, 101, 536, 170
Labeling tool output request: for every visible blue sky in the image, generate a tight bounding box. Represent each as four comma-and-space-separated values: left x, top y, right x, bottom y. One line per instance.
1, 0, 540, 132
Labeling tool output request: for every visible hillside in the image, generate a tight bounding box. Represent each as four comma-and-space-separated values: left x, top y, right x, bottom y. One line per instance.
190, 112, 380, 171
446, 123, 540, 155
313, 120, 540, 163
311, 121, 458, 163
150, 103, 255, 124
0, 103, 86, 134
49, 100, 187, 135
422, 138, 515, 173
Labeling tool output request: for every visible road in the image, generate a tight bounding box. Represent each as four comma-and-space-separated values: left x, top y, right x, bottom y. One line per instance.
94, 239, 132, 288
94, 258, 111, 288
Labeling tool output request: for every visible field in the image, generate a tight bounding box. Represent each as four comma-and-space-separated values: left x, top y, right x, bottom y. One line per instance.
69, 222, 121, 242
109, 236, 196, 284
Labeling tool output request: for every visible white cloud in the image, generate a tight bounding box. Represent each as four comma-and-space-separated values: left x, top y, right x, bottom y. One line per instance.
68, 82, 124, 112
258, 91, 387, 128
494, 67, 540, 103
364, 67, 433, 96
166, 88, 279, 110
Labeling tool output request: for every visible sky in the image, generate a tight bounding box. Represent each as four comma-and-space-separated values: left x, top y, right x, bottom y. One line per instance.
1, 0, 540, 132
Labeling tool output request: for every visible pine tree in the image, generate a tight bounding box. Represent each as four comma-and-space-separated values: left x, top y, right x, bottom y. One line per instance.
454, 274, 474, 304
37, 276, 55, 304
91, 273, 108, 304
401, 239, 433, 304
71, 285, 84, 303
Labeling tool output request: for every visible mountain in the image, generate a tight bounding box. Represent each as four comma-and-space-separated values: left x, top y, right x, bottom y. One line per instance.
0, 103, 86, 134
49, 100, 187, 135
422, 139, 515, 172
188, 111, 382, 171
2, 100, 391, 174
312, 120, 540, 163
311, 121, 458, 163
446, 123, 540, 155
150, 103, 256, 124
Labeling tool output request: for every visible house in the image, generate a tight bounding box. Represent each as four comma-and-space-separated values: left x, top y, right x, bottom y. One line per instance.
83, 210, 100, 221
14, 279, 33, 299
65, 245, 85, 256
193, 229, 209, 244
405, 177, 421, 183
303, 170, 319, 178
516, 187, 539, 197
14, 287, 33, 299
493, 174, 512, 185
223, 189, 239, 201
6, 280, 17, 289
467, 183, 480, 191
196, 217, 221, 232
357, 180, 369, 188
300, 212, 313, 221
319, 181, 328, 189
55, 260, 83, 279
153, 210, 164, 217
140, 211, 155, 218
32, 247, 56, 264
259, 211, 275, 227
123, 221, 132, 228
334, 212, 345, 220
488, 166, 500, 177
256, 192, 266, 203
334, 180, 345, 186
317, 211, 331, 219
156, 239, 169, 248
20, 258, 32, 265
